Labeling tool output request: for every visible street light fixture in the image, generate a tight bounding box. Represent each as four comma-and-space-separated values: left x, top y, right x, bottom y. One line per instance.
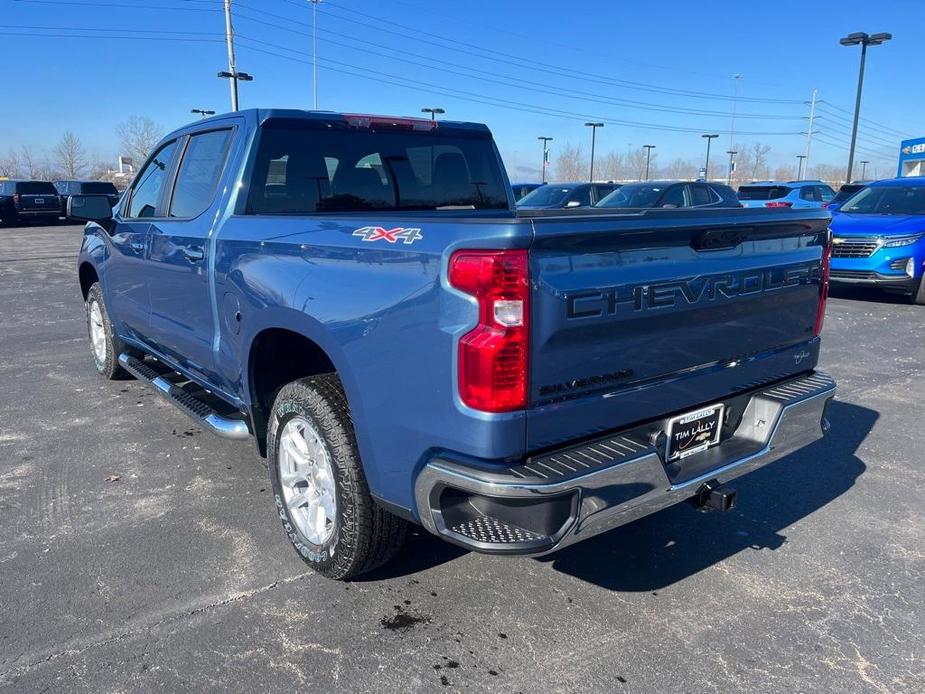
421, 107, 445, 121
642, 144, 656, 181
840, 31, 892, 184
859, 160, 870, 180
584, 122, 604, 182
796, 154, 807, 180
538, 136, 553, 184
191, 109, 216, 119
701, 134, 719, 181
726, 150, 737, 186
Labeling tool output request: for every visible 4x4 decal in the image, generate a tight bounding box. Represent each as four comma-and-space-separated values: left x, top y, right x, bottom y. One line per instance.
353, 226, 423, 245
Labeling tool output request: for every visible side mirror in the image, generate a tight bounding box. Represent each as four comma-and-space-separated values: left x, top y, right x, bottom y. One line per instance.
565, 200, 582, 208
68, 195, 113, 223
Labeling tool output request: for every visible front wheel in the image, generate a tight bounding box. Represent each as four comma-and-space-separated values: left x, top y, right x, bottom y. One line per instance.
85, 283, 130, 379
911, 277, 925, 306
267, 374, 407, 580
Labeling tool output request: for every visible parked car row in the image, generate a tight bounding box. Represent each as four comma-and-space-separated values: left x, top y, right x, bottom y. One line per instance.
0, 179, 121, 226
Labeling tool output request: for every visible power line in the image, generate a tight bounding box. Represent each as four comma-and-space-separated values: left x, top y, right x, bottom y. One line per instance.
818, 101, 915, 139
234, 36, 803, 137
230, 10, 802, 122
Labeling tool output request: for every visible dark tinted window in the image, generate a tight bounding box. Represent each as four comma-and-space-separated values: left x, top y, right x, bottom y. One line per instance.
246, 126, 508, 214
16, 182, 57, 195
80, 182, 119, 195
568, 186, 592, 207
689, 183, 714, 206
128, 140, 177, 218
512, 184, 539, 201
841, 185, 925, 215
660, 185, 686, 207
596, 183, 665, 208
737, 185, 791, 200
831, 184, 864, 204
519, 185, 573, 206
170, 130, 232, 218
593, 184, 617, 202
799, 186, 818, 201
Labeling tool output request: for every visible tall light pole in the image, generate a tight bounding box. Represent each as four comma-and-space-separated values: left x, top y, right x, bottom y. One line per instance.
643, 144, 656, 181
701, 134, 718, 181
218, 0, 252, 111
308, 0, 322, 109
584, 122, 604, 182
538, 136, 553, 184
421, 107, 445, 121
728, 73, 742, 155
859, 160, 870, 179
726, 150, 737, 186
796, 154, 807, 179
191, 109, 216, 119
840, 31, 892, 184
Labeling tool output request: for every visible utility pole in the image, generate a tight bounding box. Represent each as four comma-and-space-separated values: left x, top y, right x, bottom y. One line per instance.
796, 154, 807, 179
584, 122, 603, 182
804, 88, 817, 175
643, 144, 656, 181
701, 134, 718, 181
726, 150, 737, 186
840, 31, 892, 184
308, 0, 322, 109
538, 136, 553, 184
218, 0, 252, 111
728, 73, 742, 155
222, 0, 238, 111
859, 160, 870, 179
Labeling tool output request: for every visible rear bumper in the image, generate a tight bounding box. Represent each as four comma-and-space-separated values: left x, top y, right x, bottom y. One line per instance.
16, 209, 60, 218
414, 371, 835, 555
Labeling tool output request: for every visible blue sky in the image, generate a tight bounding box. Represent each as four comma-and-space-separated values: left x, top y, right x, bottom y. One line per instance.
2, 0, 920, 179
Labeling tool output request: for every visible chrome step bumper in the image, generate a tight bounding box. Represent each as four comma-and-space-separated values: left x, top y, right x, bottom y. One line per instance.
118, 353, 251, 440
414, 371, 836, 555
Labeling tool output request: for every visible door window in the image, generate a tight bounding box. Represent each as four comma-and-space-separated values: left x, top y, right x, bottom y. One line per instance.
128, 140, 178, 218
169, 130, 233, 218
568, 186, 592, 207
660, 185, 686, 208
689, 184, 715, 206
799, 186, 818, 202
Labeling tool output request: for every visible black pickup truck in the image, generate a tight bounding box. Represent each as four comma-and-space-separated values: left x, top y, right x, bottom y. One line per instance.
0, 180, 62, 225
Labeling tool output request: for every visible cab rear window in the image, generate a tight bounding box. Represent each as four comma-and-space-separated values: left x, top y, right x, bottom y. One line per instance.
737, 186, 791, 200
80, 182, 118, 195
245, 126, 508, 214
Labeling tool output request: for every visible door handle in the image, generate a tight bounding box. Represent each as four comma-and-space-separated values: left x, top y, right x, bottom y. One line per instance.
182, 247, 205, 262
130, 241, 145, 253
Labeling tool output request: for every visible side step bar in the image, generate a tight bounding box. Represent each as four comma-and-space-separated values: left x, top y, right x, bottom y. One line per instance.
118, 353, 251, 440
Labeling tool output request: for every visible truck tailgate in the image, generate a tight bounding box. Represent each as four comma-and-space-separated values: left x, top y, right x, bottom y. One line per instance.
525, 208, 830, 450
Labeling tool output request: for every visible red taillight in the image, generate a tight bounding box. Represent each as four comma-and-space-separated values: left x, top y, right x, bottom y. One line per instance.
449, 250, 529, 412
765, 201, 793, 208
821, 202, 830, 208
815, 232, 832, 336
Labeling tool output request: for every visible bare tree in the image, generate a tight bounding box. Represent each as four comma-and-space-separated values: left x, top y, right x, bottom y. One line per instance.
772, 165, 797, 181
596, 151, 625, 181
664, 157, 697, 180
116, 116, 164, 167
55, 131, 88, 179
750, 142, 772, 181
554, 142, 586, 182
0, 149, 22, 178
18, 145, 40, 179
625, 147, 650, 181
809, 163, 847, 187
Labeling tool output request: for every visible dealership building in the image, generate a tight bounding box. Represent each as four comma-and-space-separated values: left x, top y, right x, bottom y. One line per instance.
898, 137, 925, 176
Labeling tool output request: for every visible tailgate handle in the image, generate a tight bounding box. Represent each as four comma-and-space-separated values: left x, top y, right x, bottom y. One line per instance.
692, 228, 750, 251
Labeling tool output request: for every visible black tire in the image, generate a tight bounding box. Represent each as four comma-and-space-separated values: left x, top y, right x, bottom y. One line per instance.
85, 283, 130, 380
267, 374, 407, 580
911, 277, 925, 306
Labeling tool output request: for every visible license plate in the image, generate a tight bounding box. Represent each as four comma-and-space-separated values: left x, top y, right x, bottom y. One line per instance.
665, 404, 724, 462
35, 198, 45, 204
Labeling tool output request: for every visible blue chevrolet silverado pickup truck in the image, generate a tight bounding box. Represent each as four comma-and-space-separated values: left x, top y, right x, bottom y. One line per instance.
72, 109, 836, 579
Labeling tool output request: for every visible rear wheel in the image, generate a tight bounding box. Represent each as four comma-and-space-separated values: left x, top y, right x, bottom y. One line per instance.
267, 374, 407, 580
86, 283, 130, 379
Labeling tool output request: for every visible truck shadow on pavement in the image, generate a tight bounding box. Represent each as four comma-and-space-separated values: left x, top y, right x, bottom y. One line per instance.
363, 401, 874, 589
537, 399, 874, 591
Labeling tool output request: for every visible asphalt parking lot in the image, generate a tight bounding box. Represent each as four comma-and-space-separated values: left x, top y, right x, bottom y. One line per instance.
0, 224, 922, 693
